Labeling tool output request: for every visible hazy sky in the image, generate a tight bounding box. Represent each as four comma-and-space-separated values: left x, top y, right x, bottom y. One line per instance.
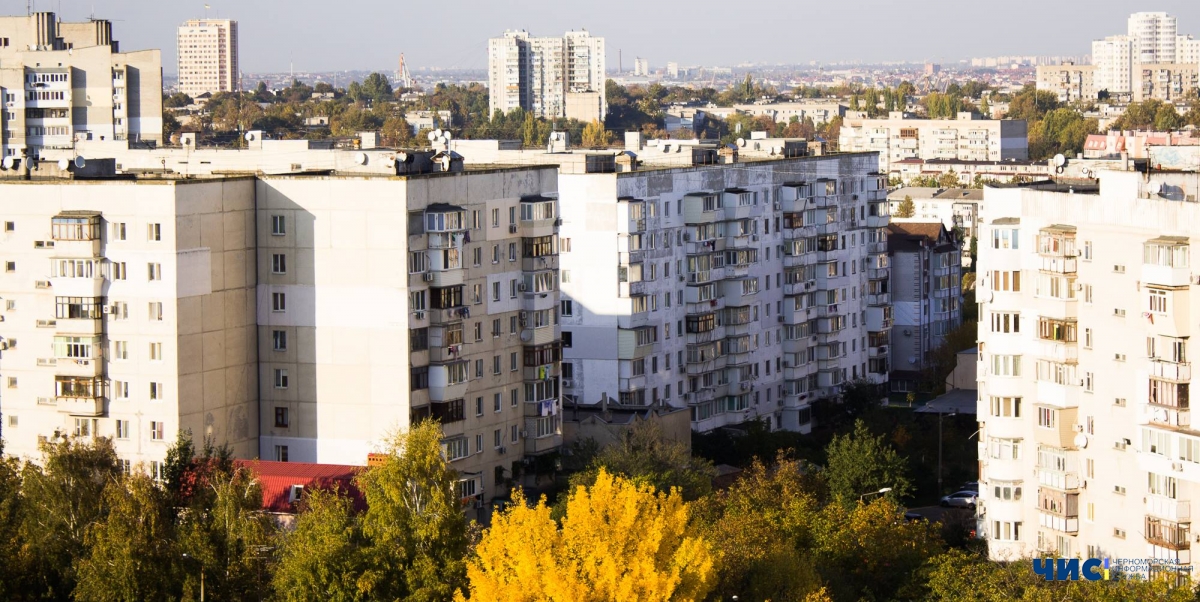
27, 0, 1200, 74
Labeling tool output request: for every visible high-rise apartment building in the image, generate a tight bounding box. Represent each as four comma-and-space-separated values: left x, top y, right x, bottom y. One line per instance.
1090, 12, 1198, 99
1, 142, 563, 509
1035, 63, 1097, 102
838, 112, 1028, 177
177, 19, 239, 97
1129, 12, 1179, 65
0, 12, 163, 158
976, 170, 1200, 571
886, 222, 962, 392
487, 29, 606, 122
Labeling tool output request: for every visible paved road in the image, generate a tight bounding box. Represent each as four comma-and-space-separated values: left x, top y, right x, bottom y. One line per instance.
906, 505, 975, 523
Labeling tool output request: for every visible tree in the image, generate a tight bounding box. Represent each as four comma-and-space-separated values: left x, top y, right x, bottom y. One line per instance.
456, 470, 717, 601
358, 72, 395, 105
162, 112, 182, 142
163, 91, 194, 108
938, 171, 960, 189
176, 466, 276, 601
570, 420, 716, 502
272, 488, 370, 602
895, 195, 916, 218
581, 119, 610, 147
921, 319, 979, 394
73, 473, 181, 601
356, 420, 469, 601
823, 419, 912, 505
17, 436, 122, 599
0, 441, 25, 600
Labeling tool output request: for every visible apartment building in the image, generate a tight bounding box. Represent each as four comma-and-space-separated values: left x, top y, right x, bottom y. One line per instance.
0, 142, 564, 509
1133, 63, 1199, 102
1129, 12, 1179, 65
0, 175, 260, 472
838, 112, 1028, 177
487, 29, 606, 122
1092, 35, 1134, 96
976, 170, 1200, 571
1090, 12, 1199, 99
886, 222, 962, 392
1035, 63, 1097, 102
177, 19, 239, 97
0, 12, 163, 158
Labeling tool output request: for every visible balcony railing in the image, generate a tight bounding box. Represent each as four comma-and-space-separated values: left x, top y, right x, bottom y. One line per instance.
1146, 516, 1190, 550
1152, 360, 1192, 383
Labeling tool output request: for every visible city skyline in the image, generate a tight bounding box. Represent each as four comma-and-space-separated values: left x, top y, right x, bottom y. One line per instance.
19, 0, 1200, 76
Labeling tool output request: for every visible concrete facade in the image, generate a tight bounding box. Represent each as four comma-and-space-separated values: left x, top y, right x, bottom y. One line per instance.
886, 222, 963, 391
487, 30, 606, 122
976, 170, 1200, 568
0, 12, 163, 158
1036, 64, 1097, 102
838, 112, 1028, 176
177, 19, 239, 97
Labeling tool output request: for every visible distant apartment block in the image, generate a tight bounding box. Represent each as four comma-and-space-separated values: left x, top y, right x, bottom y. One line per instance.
1090, 11, 1199, 99
177, 19, 239, 97
977, 170, 1200, 569
487, 29, 606, 122
0, 12, 163, 157
1036, 63, 1097, 102
838, 112, 1028, 176
886, 222, 962, 392
892, 158, 1050, 186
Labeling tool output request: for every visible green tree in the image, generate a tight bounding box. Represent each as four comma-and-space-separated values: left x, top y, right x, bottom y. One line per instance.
17, 436, 121, 599
824, 419, 912, 505
272, 488, 370, 602
163, 91, 194, 108
358, 72, 395, 105
73, 473, 182, 601
895, 195, 916, 218
0, 440, 25, 599
570, 420, 716, 503
938, 171, 960, 188
356, 420, 469, 600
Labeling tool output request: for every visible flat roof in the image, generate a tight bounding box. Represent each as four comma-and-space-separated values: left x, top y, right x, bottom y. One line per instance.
915, 388, 977, 416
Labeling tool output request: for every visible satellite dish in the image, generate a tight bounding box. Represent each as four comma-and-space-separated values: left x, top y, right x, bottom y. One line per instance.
426, 131, 437, 142
354, 152, 368, 165
1074, 433, 1088, 448
444, 131, 453, 141
57, 159, 69, 170
434, 128, 444, 138
245, 132, 256, 141
1, 156, 12, 170
737, 137, 746, 147
519, 330, 532, 343
74, 156, 86, 169
1148, 181, 1163, 195
1053, 153, 1066, 167
397, 152, 410, 163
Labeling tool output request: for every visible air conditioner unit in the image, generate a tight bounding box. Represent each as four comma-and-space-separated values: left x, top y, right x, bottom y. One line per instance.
1173, 462, 1185, 472
498, 446, 507, 455
777, 316, 784, 322
1073, 424, 1084, 432
422, 272, 435, 282
414, 310, 425, 320
519, 311, 528, 325
562, 379, 574, 387
751, 235, 759, 242
683, 393, 692, 401
517, 283, 527, 292
683, 233, 692, 242
0, 341, 7, 350
519, 430, 529, 439
508, 224, 518, 234
474, 498, 485, 509
102, 305, 112, 314
554, 218, 563, 226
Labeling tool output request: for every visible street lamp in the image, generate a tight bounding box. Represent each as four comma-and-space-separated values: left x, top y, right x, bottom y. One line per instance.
938, 410, 958, 496
181, 553, 204, 602
860, 487, 893, 502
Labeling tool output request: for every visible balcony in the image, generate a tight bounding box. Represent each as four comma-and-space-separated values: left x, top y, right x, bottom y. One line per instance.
1143, 401, 1191, 429
869, 345, 889, 359
428, 344, 467, 364
1146, 516, 1191, 550
525, 431, 563, 455
56, 395, 104, 416
1038, 340, 1079, 364
1037, 467, 1080, 491
522, 255, 559, 273
428, 306, 470, 325
425, 269, 463, 288
1153, 360, 1192, 383
866, 292, 890, 307
1039, 256, 1077, 274
1148, 495, 1192, 523
1036, 381, 1081, 409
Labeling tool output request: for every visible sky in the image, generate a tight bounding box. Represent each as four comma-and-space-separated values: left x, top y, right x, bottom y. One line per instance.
22, 0, 1200, 75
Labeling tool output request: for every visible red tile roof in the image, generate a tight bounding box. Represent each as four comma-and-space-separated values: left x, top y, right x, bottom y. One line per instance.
237, 460, 365, 514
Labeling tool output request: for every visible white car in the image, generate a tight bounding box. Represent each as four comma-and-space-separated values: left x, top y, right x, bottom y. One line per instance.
940, 490, 978, 509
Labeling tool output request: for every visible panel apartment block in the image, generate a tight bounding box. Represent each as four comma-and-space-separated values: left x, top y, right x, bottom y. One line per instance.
838, 112, 1028, 178
977, 170, 1200, 570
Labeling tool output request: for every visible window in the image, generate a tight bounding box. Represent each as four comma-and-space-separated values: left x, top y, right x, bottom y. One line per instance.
275, 407, 290, 428
411, 367, 429, 391
149, 302, 163, 321
147, 263, 162, 281
1084, 328, 1092, 348
271, 215, 286, 235
272, 254, 287, 274
1037, 407, 1057, 429
1148, 473, 1178, 499
989, 396, 1022, 418
992, 483, 1022, 501
112, 262, 127, 280
3, 221, 13, 232
989, 270, 1021, 292
113, 380, 129, 399
990, 355, 1022, 377
991, 228, 1019, 249
275, 445, 289, 462
150, 421, 165, 440
147, 223, 161, 241
115, 420, 131, 439
272, 292, 286, 312
987, 437, 1021, 460
444, 438, 470, 461
275, 369, 289, 389
74, 418, 94, 437
410, 290, 427, 312
150, 382, 164, 400
1149, 289, 1168, 314
273, 330, 287, 351
4, 261, 13, 272
111, 222, 126, 240
990, 521, 1022, 542
561, 300, 574, 316
990, 312, 1020, 333
149, 342, 163, 361
494, 393, 502, 412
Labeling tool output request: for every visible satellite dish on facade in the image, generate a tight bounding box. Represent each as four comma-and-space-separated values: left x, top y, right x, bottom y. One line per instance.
434, 129, 444, 138
57, 159, 69, 170
519, 330, 532, 342
1074, 433, 1088, 448
444, 131, 453, 142
737, 137, 746, 147
1, 156, 12, 170
427, 131, 437, 142
245, 132, 256, 141
354, 152, 368, 165
1148, 181, 1163, 195
1053, 153, 1066, 167
74, 156, 86, 169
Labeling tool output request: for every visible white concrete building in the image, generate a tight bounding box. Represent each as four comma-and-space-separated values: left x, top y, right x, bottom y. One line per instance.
177, 19, 239, 98
0, 142, 564, 511
1092, 36, 1134, 95
838, 112, 1028, 176
976, 171, 1200, 571
1129, 12, 1179, 65
886, 222, 963, 392
487, 29, 606, 122
1036, 63, 1097, 102
0, 12, 163, 157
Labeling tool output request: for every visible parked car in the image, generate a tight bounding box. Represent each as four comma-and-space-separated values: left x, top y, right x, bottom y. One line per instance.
904, 511, 925, 522
940, 490, 978, 508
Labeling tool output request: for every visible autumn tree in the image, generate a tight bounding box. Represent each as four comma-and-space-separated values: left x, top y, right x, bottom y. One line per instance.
895, 195, 916, 218
938, 171, 960, 189
73, 473, 182, 601
272, 488, 370, 602
581, 119, 611, 147
17, 436, 122, 599
823, 419, 912, 505
356, 420, 469, 600
457, 470, 717, 601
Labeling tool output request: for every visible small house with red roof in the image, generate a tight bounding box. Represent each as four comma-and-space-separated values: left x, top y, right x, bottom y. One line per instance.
238, 460, 365, 526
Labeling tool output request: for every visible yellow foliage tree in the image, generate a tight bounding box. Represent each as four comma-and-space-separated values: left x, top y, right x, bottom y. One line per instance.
456, 469, 717, 602
581, 120, 610, 148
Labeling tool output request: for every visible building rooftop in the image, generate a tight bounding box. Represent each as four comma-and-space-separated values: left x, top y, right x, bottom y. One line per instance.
238, 460, 364, 514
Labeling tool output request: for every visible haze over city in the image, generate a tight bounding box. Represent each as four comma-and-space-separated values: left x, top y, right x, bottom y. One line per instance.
34, 0, 1200, 73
